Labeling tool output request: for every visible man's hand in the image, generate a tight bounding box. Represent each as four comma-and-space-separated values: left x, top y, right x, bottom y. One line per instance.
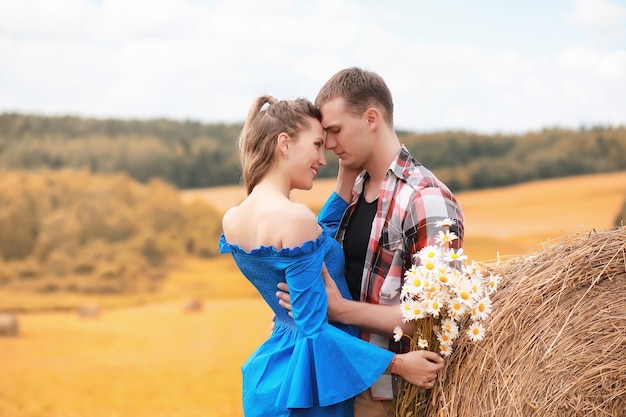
320, 264, 345, 322
276, 282, 292, 317
277, 264, 342, 319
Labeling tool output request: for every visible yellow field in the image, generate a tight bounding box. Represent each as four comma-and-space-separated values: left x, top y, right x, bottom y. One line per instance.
0, 256, 267, 417
1, 171, 625, 417
183, 170, 626, 261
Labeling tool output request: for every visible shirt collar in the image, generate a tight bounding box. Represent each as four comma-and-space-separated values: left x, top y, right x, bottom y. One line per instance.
388, 144, 414, 181
353, 144, 412, 194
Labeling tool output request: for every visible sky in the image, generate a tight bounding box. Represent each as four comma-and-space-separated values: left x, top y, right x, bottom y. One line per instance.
0, 0, 625, 134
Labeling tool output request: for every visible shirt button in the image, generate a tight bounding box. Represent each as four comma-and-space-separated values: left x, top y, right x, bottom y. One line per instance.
382, 198, 387, 203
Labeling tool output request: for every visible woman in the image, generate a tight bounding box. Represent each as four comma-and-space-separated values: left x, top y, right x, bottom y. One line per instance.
219, 95, 443, 417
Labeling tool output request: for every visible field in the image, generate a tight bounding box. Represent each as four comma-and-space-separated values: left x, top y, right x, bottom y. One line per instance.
1, 171, 626, 417
183, 170, 626, 261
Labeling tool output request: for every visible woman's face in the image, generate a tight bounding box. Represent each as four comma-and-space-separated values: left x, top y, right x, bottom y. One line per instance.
287, 117, 327, 191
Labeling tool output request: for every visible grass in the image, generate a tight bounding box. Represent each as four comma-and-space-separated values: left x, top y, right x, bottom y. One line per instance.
1, 171, 626, 417
0, 257, 266, 417
0, 299, 272, 417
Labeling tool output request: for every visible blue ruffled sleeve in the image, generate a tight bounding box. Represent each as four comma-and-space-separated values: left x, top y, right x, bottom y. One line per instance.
283, 243, 330, 336
318, 192, 348, 238
275, 239, 394, 409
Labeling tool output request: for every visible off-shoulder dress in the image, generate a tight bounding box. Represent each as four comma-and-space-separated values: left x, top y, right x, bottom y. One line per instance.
219, 193, 394, 417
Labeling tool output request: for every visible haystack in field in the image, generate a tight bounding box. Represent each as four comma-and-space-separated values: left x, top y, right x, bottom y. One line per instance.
424, 227, 626, 417
0, 313, 19, 337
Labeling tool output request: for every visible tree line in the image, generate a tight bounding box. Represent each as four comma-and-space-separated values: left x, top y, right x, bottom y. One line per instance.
1, 114, 624, 296
2, 113, 626, 192
0, 169, 222, 295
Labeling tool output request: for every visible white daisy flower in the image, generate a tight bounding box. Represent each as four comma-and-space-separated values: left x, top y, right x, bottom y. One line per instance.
400, 300, 414, 321
440, 318, 459, 339
467, 322, 486, 342
447, 298, 467, 319
487, 273, 502, 294
434, 218, 457, 229
426, 297, 443, 318
435, 230, 458, 246
437, 330, 453, 345
439, 343, 453, 357
393, 326, 404, 342
455, 280, 478, 306
471, 297, 492, 321
445, 248, 468, 264
418, 245, 442, 262
408, 300, 426, 320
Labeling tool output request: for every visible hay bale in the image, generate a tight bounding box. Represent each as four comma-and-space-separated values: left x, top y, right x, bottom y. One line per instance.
77, 304, 101, 319
425, 227, 626, 417
182, 298, 203, 313
0, 313, 19, 337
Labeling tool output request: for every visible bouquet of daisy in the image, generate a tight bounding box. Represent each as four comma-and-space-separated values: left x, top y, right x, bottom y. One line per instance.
394, 218, 501, 417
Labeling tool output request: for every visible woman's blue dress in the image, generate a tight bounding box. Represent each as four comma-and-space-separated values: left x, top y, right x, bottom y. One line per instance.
219, 193, 394, 417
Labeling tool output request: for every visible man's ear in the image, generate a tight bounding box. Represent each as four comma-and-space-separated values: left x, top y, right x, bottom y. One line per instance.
364, 107, 380, 128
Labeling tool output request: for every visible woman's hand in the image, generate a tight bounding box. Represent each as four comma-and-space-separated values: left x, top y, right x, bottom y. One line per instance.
393, 350, 445, 389
334, 160, 362, 203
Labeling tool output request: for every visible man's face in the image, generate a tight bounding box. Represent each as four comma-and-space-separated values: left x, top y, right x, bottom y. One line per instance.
319, 96, 370, 170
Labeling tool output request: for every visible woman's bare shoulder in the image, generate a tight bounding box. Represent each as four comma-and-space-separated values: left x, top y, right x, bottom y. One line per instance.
222, 198, 320, 250
279, 202, 321, 249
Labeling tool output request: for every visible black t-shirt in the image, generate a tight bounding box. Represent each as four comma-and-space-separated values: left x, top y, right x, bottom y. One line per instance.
343, 193, 378, 301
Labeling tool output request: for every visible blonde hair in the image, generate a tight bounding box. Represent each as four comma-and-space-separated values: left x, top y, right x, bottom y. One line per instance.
238, 95, 321, 195
315, 67, 394, 126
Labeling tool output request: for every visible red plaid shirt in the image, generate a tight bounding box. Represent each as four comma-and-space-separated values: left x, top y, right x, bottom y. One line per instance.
335, 145, 464, 399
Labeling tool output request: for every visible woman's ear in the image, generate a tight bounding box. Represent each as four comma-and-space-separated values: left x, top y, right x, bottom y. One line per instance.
277, 133, 290, 158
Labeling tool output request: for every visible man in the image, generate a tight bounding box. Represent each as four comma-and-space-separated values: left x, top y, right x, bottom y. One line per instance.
278, 67, 464, 417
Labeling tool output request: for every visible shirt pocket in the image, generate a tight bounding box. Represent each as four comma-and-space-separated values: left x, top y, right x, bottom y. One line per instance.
379, 222, 403, 252
377, 224, 404, 302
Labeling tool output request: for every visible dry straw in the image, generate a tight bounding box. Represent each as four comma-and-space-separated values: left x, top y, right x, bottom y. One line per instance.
422, 226, 626, 417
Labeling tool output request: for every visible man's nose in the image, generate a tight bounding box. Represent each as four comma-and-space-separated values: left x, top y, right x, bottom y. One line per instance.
325, 135, 335, 150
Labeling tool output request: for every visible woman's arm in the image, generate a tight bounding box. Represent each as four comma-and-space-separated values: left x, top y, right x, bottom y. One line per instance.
333, 161, 362, 203
277, 266, 416, 337
317, 162, 361, 233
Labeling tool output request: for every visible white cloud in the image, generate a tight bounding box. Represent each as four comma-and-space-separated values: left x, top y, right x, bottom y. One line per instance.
0, 0, 98, 40
569, 0, 626, 31
0, 0, 625, 133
